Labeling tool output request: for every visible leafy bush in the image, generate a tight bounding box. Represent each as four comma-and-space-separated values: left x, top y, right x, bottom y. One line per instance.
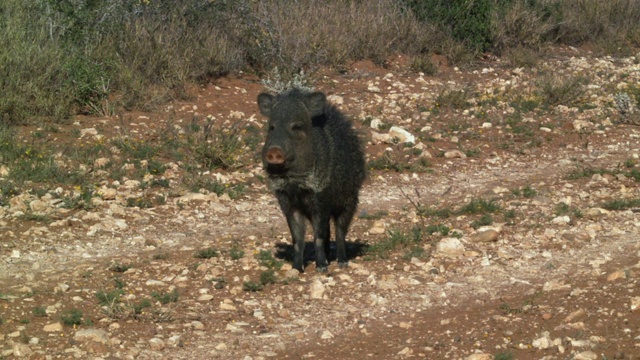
405, 0, 495, 52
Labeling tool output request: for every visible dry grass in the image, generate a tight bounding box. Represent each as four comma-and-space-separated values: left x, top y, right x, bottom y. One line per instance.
2, 0, 640, 125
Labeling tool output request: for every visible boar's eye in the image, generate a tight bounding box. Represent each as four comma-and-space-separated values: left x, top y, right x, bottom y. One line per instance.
290, 123, 304, 132
268, 124, 275, 131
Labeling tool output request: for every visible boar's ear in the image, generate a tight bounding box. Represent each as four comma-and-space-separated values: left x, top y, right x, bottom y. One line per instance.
305, 92, 326, 118
257, 93, 275, 117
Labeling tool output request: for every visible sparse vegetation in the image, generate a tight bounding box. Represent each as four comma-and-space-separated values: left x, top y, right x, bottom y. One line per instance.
32, 306, 47, 318
96, 289, 124, 306
602, 198, 640, 211
243, 281, 263, 292
194, 247, 219, 259
151, 289, 179, 305
60, 308, 83, 326
458, 198, 501, 215
256, 250, 284, 270
366, 228, 423, 260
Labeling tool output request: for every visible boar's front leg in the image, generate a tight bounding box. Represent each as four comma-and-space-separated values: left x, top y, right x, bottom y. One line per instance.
312, 214, 330, 273
285, 210, 307, 272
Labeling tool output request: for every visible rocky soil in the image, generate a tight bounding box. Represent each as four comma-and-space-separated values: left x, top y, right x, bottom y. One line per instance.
2, 48, 640, 359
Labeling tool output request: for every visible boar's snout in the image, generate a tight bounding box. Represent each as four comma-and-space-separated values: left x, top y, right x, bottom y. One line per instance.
264, 146, 286, 166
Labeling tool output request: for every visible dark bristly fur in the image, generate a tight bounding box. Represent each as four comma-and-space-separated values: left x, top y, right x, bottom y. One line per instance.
258, 88, 366, 272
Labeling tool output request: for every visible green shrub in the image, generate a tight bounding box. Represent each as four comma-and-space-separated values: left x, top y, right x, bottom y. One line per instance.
60, 308, 83, 326
406, 0, 494, 52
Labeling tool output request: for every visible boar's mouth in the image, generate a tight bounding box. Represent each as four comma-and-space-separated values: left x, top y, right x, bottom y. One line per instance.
264, 163, 289, 176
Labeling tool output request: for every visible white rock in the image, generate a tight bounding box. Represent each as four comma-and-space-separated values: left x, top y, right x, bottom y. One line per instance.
435, 238, 465, 258
574, 351, 598, 360
543, 279, 571, 292
630, 296, 640, 311
198, 294, 214, 301
29, 200, 48, 213
320, 330, 334, 339
369, 220, 386, 235
532, 331, 553, 349
444, 150, 467, 159
389, 126, 415, 144
12, 343, 33, 357
148, 337, 165, 351
327, 95, 344, 105
466, 354, 492, 360
219, 303, 237, 311
43, 323, 63, 332
371, 131, 391, 145
370, 118, 384, 130
80, 128, 98, 138
74, 328, 110, 344
99, 188, 117, 200
551, 216, 570, 224
309, 279, 325, 299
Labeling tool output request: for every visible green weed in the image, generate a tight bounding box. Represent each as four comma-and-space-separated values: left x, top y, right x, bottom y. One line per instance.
256, 250, 283, 270
151, 289, 179, 304
60, 308, 83, 326
194, 247, 219, 259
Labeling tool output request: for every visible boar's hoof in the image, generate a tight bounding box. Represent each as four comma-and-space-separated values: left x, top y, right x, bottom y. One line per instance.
316, 265, 328, 273
338, 262, 349, 269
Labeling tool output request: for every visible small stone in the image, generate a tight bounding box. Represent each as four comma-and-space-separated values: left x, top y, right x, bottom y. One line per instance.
74, 328, 110, 344
444, 150, 467, 159
470, 227, 500, 242
284, 268, 300, 279
532, 331, 553, 349
191, 321, 205, 330
435, 237, 465, 258
80, 128, 98, 138
377, 280, 397, 291
219, 303, 237, 311
551, 216, 570, 224
607, 270, 628, 281
54, 283, 70, 294
574, 351, 598, 360
94, 158, 110, 168
561, 231, 591, 242
389, 126, 415, 144
43, 322, 63, 332
371, 131, 391, 145
398, 347, 413, 356
320, 330, 334, 339
310, 280, 325, 299
327, 95, 344, 105
543, 280, 571, 292
29, 200, 48, 213
466, 354, 492, 360
565, 308, 586, 322
99, 188, 117, 200
198, 294, 214, 301
12, 343, 33, 357
630, 296, 640, 311
148, 338, 165, 351
145, 280, 166, 286
215, 343, 228, 351
370, 119, 384, 130
369, 220, 386, 235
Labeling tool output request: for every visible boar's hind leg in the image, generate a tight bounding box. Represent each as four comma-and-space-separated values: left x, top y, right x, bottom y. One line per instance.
286, 210, 307, 272
312, 215, 331, 272
334, 206, 356, 268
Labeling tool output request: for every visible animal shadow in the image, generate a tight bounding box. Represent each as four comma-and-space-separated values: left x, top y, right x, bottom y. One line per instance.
274, 239, 369, 269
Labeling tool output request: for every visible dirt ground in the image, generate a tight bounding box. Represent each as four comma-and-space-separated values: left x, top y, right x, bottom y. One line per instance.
2, 48, 640, 360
